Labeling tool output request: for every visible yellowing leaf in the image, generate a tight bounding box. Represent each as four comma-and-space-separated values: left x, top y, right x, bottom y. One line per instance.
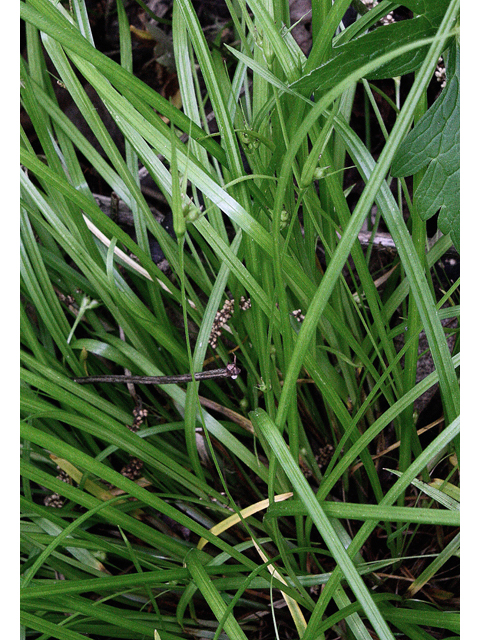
197, 492, 293, 550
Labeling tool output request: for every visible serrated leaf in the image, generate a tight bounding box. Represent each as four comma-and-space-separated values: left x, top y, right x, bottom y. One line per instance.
391, 44, 459, 250
290, 0, 452, 96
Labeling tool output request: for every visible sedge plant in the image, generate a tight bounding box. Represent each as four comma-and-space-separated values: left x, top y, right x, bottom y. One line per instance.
21, 1, 459, 639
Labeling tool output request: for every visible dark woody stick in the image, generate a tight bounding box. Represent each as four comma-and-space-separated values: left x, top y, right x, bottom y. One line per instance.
74, 361, 241, 385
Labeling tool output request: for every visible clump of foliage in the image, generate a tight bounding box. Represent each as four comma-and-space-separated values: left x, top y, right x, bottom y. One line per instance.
21, 1, 459, 639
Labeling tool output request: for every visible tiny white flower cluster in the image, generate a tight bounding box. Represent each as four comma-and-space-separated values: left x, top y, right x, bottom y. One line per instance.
239, 295, 252, 311
44, 468, 70, 508
208, 296, 251, 349
208, 298, 307, 349
209, 299, 235, 350
43, 494, 65, 508
120, 457, 144, 480
435, 57, 446, 89
361, 0, 395, 26
291, 309, 305, 323
128, 405, 148, 433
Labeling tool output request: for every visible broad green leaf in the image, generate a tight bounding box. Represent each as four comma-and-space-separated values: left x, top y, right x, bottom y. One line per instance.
391, 44, 460, 249
291, 0, 453, 95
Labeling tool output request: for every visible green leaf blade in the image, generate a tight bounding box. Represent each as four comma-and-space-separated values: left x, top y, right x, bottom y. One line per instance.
391, 44, 460, 249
